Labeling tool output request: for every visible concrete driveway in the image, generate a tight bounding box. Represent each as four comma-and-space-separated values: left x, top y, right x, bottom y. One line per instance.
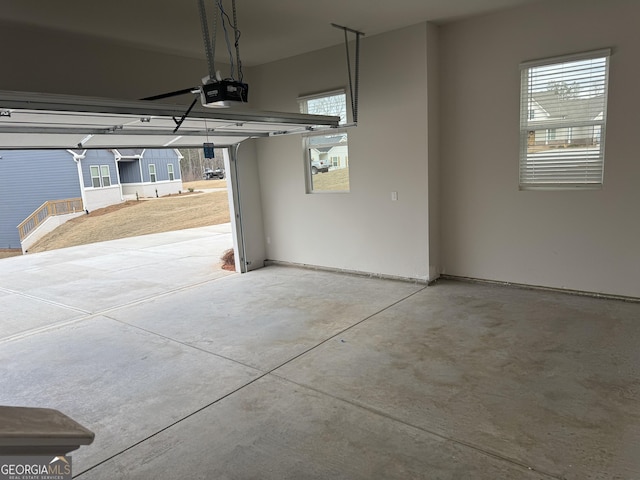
0, 224, 235, 342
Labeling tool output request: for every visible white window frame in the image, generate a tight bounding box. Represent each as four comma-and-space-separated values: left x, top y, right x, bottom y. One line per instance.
167, 163, 175, 181
100, 165, 111, 187
90, 165, 101, 188
302, 130, 350, 193
298, 89, 348, 124
149, 164, 157, 183
90, 164, 111, 188
519, 49, 610, 190
298, 90, 350, 193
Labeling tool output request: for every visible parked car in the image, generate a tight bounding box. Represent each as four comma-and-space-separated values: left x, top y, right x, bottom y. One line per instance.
203, 168, 225, 179
311, 159, 330, 174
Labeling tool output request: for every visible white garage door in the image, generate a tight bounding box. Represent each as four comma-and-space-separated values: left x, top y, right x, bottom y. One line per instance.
0, 90, 339, 149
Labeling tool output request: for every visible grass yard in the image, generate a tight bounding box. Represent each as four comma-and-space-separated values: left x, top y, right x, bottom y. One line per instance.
311, 168, 350, 191
0, 249, 22, 259
182, 179, 227, 190
24, 182, 230, 254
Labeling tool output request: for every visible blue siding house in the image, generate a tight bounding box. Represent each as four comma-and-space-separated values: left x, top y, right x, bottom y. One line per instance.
0, 148, 183, 250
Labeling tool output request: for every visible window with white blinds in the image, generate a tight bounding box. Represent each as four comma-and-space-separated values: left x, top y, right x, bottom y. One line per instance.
519, 49, 610, 189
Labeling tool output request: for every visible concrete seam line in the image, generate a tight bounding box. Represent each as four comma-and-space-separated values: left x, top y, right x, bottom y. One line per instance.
264, 285, 429, 375
269, 374, 563, 480
103, 314, 263, 373
0, 315, 98, 345
73, 372, 271, 478
74, 284, 429, 476
0, 287, 91, 314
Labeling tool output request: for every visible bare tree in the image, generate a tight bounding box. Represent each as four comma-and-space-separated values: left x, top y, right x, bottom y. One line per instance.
178, 148, 226, 181
547, 81, 581, 100
305, 94, 347, 123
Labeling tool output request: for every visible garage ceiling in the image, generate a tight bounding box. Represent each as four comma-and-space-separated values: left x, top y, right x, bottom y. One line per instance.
0, 90, 340, 149
0, 0, 550, 149
1, 0, 551, 66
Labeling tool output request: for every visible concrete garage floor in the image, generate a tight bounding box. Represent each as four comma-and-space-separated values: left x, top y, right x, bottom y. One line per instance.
1, 227, 639, 479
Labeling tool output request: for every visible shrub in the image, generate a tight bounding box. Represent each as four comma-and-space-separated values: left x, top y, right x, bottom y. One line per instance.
221, 248, 235, 271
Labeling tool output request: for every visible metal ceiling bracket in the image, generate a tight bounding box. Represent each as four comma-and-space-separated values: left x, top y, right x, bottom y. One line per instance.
331, 23, 364, 124
198, 0, 217, 82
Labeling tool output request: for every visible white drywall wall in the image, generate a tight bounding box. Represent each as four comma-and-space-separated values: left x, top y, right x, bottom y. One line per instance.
440, 0, 640, 298
252, 24, 437, 281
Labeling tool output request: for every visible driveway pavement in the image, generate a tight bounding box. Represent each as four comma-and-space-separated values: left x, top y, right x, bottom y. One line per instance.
0, 224, 234, 341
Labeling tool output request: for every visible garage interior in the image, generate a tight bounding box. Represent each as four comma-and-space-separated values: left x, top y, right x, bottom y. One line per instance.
1, 0, 639, 478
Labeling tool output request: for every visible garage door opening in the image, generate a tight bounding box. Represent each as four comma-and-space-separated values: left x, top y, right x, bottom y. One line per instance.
0, 146, 237, 276
0, 90, 340, 269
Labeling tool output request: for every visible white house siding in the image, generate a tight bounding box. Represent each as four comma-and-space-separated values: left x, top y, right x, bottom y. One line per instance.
328, 145, 349, 169
83, 185, 122, 211
121, 181, 182, 198
0, 150, 81, 249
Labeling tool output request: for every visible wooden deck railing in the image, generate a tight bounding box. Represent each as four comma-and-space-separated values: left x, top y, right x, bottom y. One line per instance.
17, 198, 84, 241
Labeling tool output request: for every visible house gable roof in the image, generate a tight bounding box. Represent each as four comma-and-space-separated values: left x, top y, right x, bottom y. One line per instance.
116, 148, 144, 157
531, 92, 605, 122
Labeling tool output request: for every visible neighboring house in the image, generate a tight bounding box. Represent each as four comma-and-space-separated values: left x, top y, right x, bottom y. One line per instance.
113, 148, 183, 199
527, 92, 605, 147
308, 134, 349, 170
0, 148, 183, 250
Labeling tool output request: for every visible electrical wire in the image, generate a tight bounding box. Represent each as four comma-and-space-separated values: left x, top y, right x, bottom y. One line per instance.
198, 0, 245, 86
216, 0, 236, 80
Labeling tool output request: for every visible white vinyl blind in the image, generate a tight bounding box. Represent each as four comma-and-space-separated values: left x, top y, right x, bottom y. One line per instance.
519, 49, 610, 189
